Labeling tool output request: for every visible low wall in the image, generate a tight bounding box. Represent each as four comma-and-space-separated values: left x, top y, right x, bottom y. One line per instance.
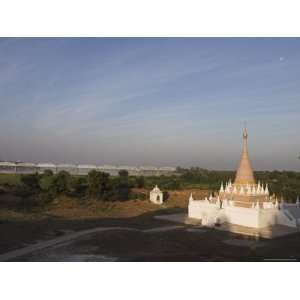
224, 206, 260, 228
188, 200, 299, 229
188, 201, 220, 226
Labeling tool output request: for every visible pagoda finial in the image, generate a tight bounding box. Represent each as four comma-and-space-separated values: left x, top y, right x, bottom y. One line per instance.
243, 121, 248, 139
234, 124, 255, 185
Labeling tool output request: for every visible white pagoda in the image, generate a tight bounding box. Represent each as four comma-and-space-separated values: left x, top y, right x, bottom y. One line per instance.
188, 127, 300, 237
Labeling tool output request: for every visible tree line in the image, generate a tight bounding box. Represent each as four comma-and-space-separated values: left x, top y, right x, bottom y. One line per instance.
175, 167, 300, 201
16, 169, 147, 207
2, 167, 300, 206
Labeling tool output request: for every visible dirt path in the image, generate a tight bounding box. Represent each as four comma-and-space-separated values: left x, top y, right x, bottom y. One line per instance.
0, 225, 184, 261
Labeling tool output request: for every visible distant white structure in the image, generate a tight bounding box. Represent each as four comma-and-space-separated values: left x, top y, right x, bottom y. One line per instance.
56, 164, 78, 174
37, 163, 57, 174
188, 127, 300, 232
150, 185, 164, 205
77, 164, 97, 175
16, 162, 37, 174
0, 162, 17, 173
0, 162, 176, 176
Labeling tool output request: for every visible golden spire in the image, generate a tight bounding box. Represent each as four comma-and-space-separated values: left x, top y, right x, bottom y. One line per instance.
234, 124, 256, 185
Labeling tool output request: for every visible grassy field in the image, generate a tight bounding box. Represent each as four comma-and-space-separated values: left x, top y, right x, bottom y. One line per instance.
0, 172, 209, 225
0, 174, 21, 186
0, 172, 209, 252
0, 189, 207, 221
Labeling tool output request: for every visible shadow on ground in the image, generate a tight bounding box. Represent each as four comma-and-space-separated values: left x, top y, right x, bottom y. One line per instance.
1, 207, 300, 262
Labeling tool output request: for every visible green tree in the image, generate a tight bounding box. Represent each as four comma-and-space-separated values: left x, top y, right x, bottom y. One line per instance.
118, 169, 129, 177
50, 171, 71, 196
43, 169, 54, 177
114, 170, 130, 201
165, 178, 181, 190
39, 169, 54, 191
135, 176, 145, 188
87, 170, 110, 199
70, 176, 87, 197
21, 173, 40, 192
39, 174, 55, 192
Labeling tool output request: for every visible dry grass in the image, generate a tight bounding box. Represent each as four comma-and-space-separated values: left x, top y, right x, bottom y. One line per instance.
46, 197, 161, 219
0, 174, 21, 186
0, 209, 45, 222
0, 189, 210, 222
43, 189, 208, 220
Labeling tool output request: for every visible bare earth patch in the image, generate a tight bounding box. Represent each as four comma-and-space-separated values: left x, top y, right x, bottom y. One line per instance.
223, 239, 265, 248
2, 189, 300, 261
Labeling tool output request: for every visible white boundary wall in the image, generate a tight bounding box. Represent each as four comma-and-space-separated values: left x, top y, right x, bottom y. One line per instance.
188, 199, 299, 228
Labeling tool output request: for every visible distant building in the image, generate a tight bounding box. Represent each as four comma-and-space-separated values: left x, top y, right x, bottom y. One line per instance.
0, 161, 176, 177
140, 166, 158, 176
97, 165, 119, 176
37, 163, 57, 174
56, 164, 78, 174
0, 162, 16, 173
118, 166, 140, 176
77, 164, 97, 175
16, 162, 37, 174
150, 185, 163, 205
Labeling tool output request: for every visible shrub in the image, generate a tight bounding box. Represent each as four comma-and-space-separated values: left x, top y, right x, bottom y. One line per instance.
118, 169, 129, 177
135, 176, 145, 188
43, 169, 54, 177
87, 170, 110, 199
70, 176, 88, 197
39, 174, 55, 192
48, 171, 72, 197
21, 173, 40, 192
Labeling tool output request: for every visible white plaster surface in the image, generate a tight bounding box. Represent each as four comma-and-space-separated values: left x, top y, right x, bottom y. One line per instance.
188, 199, 300, 229
150, 185, 164, 204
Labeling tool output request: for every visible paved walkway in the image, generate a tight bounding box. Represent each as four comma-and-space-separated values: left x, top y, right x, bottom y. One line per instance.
0, 225, 184, 261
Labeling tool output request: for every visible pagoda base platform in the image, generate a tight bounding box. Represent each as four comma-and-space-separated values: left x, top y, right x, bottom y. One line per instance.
216, 222, 299, 239
154, 213, 300, 239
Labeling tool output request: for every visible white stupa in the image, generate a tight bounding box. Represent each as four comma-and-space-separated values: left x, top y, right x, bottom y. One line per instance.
150, 185, 163, 205
188, 126, 300, 237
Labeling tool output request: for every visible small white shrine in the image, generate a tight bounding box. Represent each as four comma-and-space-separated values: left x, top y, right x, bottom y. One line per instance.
150, 185, 163, 205
188, 127, 300, 234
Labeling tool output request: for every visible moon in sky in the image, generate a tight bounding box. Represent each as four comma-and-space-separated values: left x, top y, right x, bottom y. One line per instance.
279, 57, 285, 61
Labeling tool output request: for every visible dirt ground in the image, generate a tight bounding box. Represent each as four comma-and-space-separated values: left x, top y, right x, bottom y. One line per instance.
0, 189, 206, 254
2, 189, 300, 261
8, 221, 300, 262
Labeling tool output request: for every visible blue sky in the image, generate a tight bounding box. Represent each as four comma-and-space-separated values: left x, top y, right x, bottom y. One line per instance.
0, 38, 299, 170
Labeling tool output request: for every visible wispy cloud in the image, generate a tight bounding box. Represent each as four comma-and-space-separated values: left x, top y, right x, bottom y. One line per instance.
0, 38, 300, 169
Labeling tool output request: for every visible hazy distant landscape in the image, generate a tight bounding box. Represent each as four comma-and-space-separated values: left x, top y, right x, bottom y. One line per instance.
1, 166, 300, 261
